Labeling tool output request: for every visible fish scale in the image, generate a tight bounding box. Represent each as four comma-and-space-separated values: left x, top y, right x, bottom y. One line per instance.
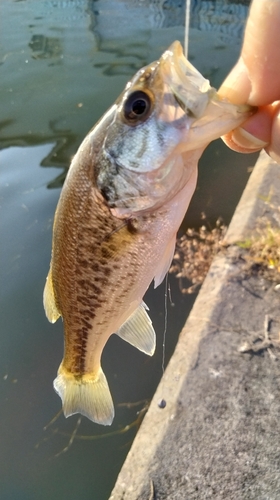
54, 157, 153, 374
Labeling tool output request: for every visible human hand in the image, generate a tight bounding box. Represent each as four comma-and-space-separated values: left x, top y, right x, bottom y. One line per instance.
218, 0, 280, 163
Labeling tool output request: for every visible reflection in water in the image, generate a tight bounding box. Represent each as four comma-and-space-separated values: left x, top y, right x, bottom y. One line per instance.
0, 122, 76, 189
94, 58, 147, 77
191, 0, 250, 41
41, 135, 73, 189
38, 0, 88, 22
37, 399, 149, 458
0, 119, 15, 131
0, 0, 250, 178
29, 34, 63, 61
149, 0, 186, 28
43, 119, 77, 167
0, 133, 71, 177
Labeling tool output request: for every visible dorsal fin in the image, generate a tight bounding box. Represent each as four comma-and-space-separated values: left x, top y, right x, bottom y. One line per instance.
116, 302, 156, 356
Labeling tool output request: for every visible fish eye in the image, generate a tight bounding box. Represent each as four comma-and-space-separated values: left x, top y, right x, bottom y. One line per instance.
123, 90, 153, 124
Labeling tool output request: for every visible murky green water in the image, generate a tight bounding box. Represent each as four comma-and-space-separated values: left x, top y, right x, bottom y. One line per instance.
1, 1, 256, 499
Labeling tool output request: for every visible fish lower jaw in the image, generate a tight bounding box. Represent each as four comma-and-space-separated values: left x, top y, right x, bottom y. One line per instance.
53, 365, 114, 425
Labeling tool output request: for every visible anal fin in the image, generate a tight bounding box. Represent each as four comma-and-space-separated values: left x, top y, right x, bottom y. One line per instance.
116, 302, 156, 356
43, 268, 61, 323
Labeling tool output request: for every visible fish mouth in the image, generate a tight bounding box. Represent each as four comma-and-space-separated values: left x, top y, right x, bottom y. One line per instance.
160, 41, 216, 120
160, 41, 254, 149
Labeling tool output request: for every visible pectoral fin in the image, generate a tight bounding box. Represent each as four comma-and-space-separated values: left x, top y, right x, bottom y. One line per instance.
154, 235, 176, 288
43, 269, 61, 323
116, 302, 156, 356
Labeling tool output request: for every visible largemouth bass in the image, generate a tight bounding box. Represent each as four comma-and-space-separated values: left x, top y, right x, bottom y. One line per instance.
44, 41, 251, 425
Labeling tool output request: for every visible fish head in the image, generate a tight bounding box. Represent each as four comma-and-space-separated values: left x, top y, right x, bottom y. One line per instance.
96, 41, 253, 218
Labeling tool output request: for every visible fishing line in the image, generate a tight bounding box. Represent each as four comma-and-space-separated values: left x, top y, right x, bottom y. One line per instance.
161, 274, 169, 375
161, 276, 175, 376
157, 275, 171, 410
160, 0, 191, 384
168, 280, 174, 307
184, 0, 191, 57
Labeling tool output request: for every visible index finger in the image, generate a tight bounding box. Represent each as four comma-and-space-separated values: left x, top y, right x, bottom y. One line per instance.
219, 0, 280, 107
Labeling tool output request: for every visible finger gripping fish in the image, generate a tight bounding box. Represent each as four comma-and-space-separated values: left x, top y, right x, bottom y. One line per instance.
44, 41, 252, 425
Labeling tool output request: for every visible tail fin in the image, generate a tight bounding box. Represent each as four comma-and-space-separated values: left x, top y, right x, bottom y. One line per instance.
53, 366, 114, 426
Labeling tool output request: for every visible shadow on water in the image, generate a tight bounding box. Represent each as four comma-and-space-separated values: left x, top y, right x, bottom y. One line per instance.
0, 128, 75, 188
1, 1, 255, 499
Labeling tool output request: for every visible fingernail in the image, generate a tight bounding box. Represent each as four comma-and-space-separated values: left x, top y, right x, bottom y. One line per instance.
232, 128, 268, 150
219, 58, 252, 105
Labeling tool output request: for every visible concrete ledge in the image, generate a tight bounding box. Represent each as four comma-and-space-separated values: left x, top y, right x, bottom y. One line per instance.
225, 151, 280, 244
110, 152, 280, 500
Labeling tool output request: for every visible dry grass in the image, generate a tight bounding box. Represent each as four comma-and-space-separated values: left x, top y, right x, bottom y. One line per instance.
237, 220, 280, 281
170, 215, 280, 294
169, 217, 227, 294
